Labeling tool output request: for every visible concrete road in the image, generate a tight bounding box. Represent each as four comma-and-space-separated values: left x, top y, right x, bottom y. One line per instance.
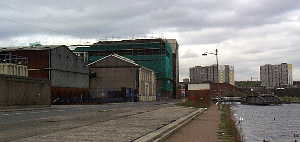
0, 101, 176, 142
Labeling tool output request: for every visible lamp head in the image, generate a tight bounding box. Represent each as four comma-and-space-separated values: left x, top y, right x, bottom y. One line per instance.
202, 53, 208, 56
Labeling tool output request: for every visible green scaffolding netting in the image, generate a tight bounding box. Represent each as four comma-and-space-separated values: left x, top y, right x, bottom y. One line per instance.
75, 41, 174, 92
75, 42, 173, 55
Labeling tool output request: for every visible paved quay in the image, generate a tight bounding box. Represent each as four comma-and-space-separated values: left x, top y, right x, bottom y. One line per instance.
165, 105, 220, 142
1, 101, 198, 142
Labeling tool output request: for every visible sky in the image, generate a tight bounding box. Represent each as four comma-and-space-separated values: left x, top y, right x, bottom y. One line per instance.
0, 0, 300, 81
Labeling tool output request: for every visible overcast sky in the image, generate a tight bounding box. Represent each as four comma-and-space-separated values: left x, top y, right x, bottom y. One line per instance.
1, 0, 299, 81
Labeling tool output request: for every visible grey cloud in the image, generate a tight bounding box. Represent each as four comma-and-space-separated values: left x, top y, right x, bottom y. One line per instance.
0, 0, 300, 80
1, 0, 300, 40
180, 49, 200, 59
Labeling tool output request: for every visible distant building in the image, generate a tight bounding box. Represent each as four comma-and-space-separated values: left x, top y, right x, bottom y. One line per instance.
218, 65, 235, 85
74, 38, 178, 98
0, 45, 89, 101
190, 65, 218, 83
177, 78, 190, 98
260, 63, 293, 88
293, 81, 300, 88
88, 54, 156, 101
235, 81, 262, 89
182, 78, 190, 83
189, 65, 234, 85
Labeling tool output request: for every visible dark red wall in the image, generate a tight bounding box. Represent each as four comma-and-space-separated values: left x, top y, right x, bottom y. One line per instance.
3, 50, 50, 79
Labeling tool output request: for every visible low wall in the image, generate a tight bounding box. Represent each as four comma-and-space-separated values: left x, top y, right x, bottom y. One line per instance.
187, 90, 212, 107
0, 75, 50, 106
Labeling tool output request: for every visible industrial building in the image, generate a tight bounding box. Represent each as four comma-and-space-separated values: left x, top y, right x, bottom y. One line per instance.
165, 39, 179, 96
74, 38, 179, 98
0, 54, 28, 77
88, 54, 156, 101
0, 54, 50, 106
260, 63, 293, 88
189, 65, 235, 85
0, 45, 89, 102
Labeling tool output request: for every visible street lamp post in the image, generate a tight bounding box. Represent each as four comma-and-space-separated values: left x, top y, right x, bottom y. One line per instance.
202, 49, 219, 81
202, 49, 220, 96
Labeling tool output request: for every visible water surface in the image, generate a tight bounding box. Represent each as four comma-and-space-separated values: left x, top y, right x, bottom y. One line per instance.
232, 104, 300, 142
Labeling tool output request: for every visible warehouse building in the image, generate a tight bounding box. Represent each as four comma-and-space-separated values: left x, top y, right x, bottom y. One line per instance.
88, 54, 156, 102
74, 38, 178, 98
0, 45, 89, 103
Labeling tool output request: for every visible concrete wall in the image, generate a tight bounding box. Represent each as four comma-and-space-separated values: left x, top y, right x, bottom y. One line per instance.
0, 75, 50, 106
90, 67, 138, 90
138, 67, 156, 101
50, 47, 89, 89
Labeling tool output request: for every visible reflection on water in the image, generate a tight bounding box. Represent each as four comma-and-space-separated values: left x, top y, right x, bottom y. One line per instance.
232, 104, 300, 142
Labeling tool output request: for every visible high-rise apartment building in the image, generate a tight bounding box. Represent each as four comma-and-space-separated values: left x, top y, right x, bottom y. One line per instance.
260, 63, 293, 88
218, 65, 235, 85
189, 65, 234, 85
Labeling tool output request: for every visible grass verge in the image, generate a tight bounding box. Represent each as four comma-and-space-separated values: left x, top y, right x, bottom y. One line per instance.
217, 104, 242, 142
280, 96, 300, 103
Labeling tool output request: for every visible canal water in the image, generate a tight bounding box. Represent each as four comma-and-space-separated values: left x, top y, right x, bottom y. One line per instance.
232, 104, 300, 142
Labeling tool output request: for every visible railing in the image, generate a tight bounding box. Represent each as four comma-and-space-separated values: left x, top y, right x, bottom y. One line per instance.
0, 54, 28, 66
